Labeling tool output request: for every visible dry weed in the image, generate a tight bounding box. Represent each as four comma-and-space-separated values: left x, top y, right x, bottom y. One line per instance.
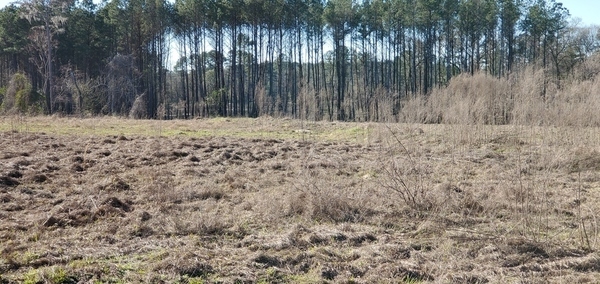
1, 119, 600, 282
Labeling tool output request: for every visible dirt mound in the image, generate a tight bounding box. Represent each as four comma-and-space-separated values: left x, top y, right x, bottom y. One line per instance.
98, 196, 132, 213
0, 176, 19, 187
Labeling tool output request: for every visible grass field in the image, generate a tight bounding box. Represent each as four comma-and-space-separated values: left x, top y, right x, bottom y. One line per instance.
1, 116, 600, 283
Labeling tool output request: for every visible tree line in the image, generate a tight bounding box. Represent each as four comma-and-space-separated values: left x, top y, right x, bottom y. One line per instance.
0, 0, 598, 121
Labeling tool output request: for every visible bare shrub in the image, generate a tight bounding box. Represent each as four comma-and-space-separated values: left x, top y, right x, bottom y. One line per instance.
286, 191, 307, 216
380, 127, 434, 213
105, 54, 139, 116
368, 88, 397, 122
382, 158, 433, 213
129, 93, 147, 119
399, 95, 429, 123
174, 212, 230, 236
511, 67, 548, 126
297, 86, 325, 121
575, 52, 600, 81
308, 188, 362, 223
255, 85, 270, 117
544, 78, 600, 127
430, 183, 485, 218
61, 68, 105, 116
400, 63, 600, 128
509, 63, 600, 127
400, 72, 512, 125
191, 213, 231, 235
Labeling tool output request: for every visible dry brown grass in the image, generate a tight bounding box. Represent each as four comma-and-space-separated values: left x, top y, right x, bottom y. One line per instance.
0, 117, 600, 283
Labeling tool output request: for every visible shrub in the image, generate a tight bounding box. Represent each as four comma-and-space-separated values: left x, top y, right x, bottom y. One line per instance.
399, 66, 600, 127
1, 72, 44, 114
400, 72, 512, 125
129, 93, 147, 119
0, 86, 5, 106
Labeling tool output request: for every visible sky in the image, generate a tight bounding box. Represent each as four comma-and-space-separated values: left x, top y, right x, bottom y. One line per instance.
0, 0, 598, 26
559, 0, 600, 26
0, 0, 11, 9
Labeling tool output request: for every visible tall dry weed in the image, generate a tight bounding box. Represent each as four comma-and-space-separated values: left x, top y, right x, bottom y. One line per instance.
297, 86, 326, 121
370, 88, 397, 123
511, 67, 552, 126
400, 73, 512, 125
545, 78, 600, 126
400, 60, 600, 127
129, 94, 147, 119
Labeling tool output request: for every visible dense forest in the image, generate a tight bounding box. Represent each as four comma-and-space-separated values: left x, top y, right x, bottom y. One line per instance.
0, 0, 597, 121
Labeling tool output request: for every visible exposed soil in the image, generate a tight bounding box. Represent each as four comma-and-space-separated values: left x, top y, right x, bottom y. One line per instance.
1, 118, 600, 283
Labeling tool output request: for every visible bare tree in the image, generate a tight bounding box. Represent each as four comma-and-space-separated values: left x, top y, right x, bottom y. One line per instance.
20, 0, 69, 114
105, 54, 139, 116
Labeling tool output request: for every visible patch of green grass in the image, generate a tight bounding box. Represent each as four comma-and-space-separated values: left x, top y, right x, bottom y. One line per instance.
68, 258, 97, 271
257, 267, 285, 284
20, 250, 40, 265
284, 271, 322, 283
65, 253, 156, 282
46, 267, 77, 284
401, 277, 423, 284
22, 269, 40, 284
185, 277, 206, 284
325, 125, 372, 142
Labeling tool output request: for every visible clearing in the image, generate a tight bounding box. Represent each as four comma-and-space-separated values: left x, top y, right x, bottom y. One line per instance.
1, 116, 600, 283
